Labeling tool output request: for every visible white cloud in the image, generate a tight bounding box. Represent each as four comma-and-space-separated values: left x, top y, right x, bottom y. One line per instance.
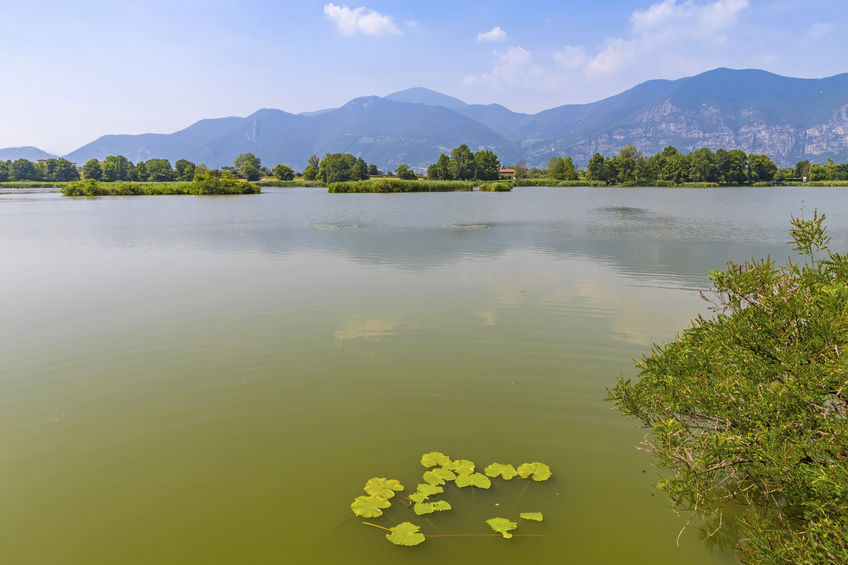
808, 22, 835, 40
323, 3, 401, 37
631, 0, 748, 44
464, 46, 545, 89
477, 26, 507, 42
552, 45, 589, 69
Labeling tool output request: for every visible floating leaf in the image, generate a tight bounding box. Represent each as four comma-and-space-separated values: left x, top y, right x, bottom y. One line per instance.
422, 470, 447, 486
420, 452, 452, 468
409, 491, 428, 503
484, 463, 518, 480
520, 512, 544, 522
432, 467, 457, 481
364, 477, 405, 499
416, 483, 444, 497
351, 495, 391, 518
517, 462, 552, 482
486, 517, 518, 539
448, 459, 475, 475
455, 472, 491, 489
386, 522, 426, 547
413, 500, 452, 515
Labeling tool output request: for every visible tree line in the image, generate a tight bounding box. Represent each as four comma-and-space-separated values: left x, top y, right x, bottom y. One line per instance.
524, 145, 848, 185
426, 144, 500, 181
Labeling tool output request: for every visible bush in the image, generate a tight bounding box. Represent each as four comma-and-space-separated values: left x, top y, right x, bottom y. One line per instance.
478, 181, 513, 192
328, 180, 472, 193
610, 211, 848, 563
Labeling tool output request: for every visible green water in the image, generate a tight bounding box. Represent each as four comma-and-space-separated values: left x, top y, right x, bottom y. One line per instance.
2, 187, 847, 564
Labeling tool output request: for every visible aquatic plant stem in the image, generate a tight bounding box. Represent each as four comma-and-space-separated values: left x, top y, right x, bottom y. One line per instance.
362, 522, 392, 532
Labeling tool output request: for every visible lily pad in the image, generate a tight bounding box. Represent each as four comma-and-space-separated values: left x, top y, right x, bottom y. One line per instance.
486, 517, 518, 539
422, 470, 447, 486
484, 462, 518, 480
517, 462, 552, 482
420, 452, 452, 468
386, 522, 426, 547
416, 483, 444, 497
351, 495, 391, 518
364, 477, 405, 499
409, 491, 428, 503
432, 467, 457, 481
455, 472, 491, 489
413, 500, 452, 515
448, 459, 475, 475
520, 512, 544, 522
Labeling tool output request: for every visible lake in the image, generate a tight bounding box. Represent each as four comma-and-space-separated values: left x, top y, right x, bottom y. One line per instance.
2, 186, 846, 564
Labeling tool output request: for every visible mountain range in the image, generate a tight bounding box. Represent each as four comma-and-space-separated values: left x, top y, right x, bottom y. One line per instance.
5, 68, 848, 169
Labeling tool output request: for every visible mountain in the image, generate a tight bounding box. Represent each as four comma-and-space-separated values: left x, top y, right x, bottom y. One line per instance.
0, 146, 56, 161
66, 97, 519, 170
9, 68, 848, 169
384, 87, 468, 109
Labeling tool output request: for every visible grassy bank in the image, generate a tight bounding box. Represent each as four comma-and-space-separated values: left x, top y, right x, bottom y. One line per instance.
0, 181, 67, 188
328, 179, 473, 193
61, 177, 258, 196
257, 179, 326, 187
479, 181, 513, 191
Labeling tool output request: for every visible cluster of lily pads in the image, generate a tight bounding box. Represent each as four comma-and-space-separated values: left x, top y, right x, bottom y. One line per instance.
349, 451, 552, 547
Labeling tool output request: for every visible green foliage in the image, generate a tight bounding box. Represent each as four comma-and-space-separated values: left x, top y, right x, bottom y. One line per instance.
474, 149, 500, 181
102, 155, 132, 182
421, 451, 452, 467
257, 179, 325, 187
61, 174, 258, 196
145, 158, 176, 182
351, 451, 553, 548
547, 156, 577, 180
450, 144, 476, 180
395, 163, 416, 180
427, 154, 452, 180
484, 463, 518, 480
385, 522, 426, 546
517, 462, 552, 482
478, 181, 513, 191
610, 212, 848, 564
351, 495, 391, 518
455, 473, 491, 489
0, 160, 8, 182
367, 163, 379, 176
364, 478, 404, 499
174, 159, 195, 181
82, 159, 102, 180
303, 164, 318, 181
327, 180, 471, 193
9, 158, 39, 181
486, 517, 518, 539
273, 164, 294, 181
413, 500, 452, 515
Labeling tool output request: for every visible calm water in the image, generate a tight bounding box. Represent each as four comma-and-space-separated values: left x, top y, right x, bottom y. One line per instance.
2, 187, 847, 564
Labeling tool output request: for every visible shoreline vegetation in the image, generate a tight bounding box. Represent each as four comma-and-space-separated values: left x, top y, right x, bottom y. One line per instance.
2, 145, 848, 196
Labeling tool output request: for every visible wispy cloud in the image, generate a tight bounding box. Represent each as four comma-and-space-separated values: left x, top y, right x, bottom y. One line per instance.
808, 22, 835, 40
323, 3, 401, 37
464, 46, 544, 89
476, 26, 507, 42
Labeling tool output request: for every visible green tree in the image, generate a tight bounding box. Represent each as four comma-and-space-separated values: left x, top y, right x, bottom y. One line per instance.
134, 161, 148, 181
273, 164, 294, 180
174, 159, 196, 181
45, 158, 79, 181
395, 163, 416, 180
308, 154, 320, 170
547, 156, 577, 180
145, 159, 176, 182
450, 144, 476, 180
610, 211, 848, 564
354, 157, 369, 180
234, 152, 261, 172
102, 155, 132, 182
82, 159, 102, 180
303, 165, 318, 181
241, 161, 260, 181
427, 154, 452, 180
367, 163, 379, 176
474, 149, 500, 180
318, 153, 358, 183
748, 154, 778, 183
586, 153, 608, 182
722, 149, 749, 184
795, 160, 811, 180
9, 158, 39, 181
0, 161, 8, 182
612, 144, 643, 183
688, 148, 717, 182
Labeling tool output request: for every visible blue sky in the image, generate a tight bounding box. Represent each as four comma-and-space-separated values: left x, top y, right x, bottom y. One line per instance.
1, 0, 846, 154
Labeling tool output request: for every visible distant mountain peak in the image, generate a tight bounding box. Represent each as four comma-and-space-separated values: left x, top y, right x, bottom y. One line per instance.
384, 87, 468, 109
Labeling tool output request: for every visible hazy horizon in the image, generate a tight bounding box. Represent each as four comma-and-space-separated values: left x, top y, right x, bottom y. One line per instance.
2, 0, 846, 154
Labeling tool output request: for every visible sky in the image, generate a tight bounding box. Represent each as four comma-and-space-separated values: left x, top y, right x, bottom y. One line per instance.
1, 0, 846, 155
